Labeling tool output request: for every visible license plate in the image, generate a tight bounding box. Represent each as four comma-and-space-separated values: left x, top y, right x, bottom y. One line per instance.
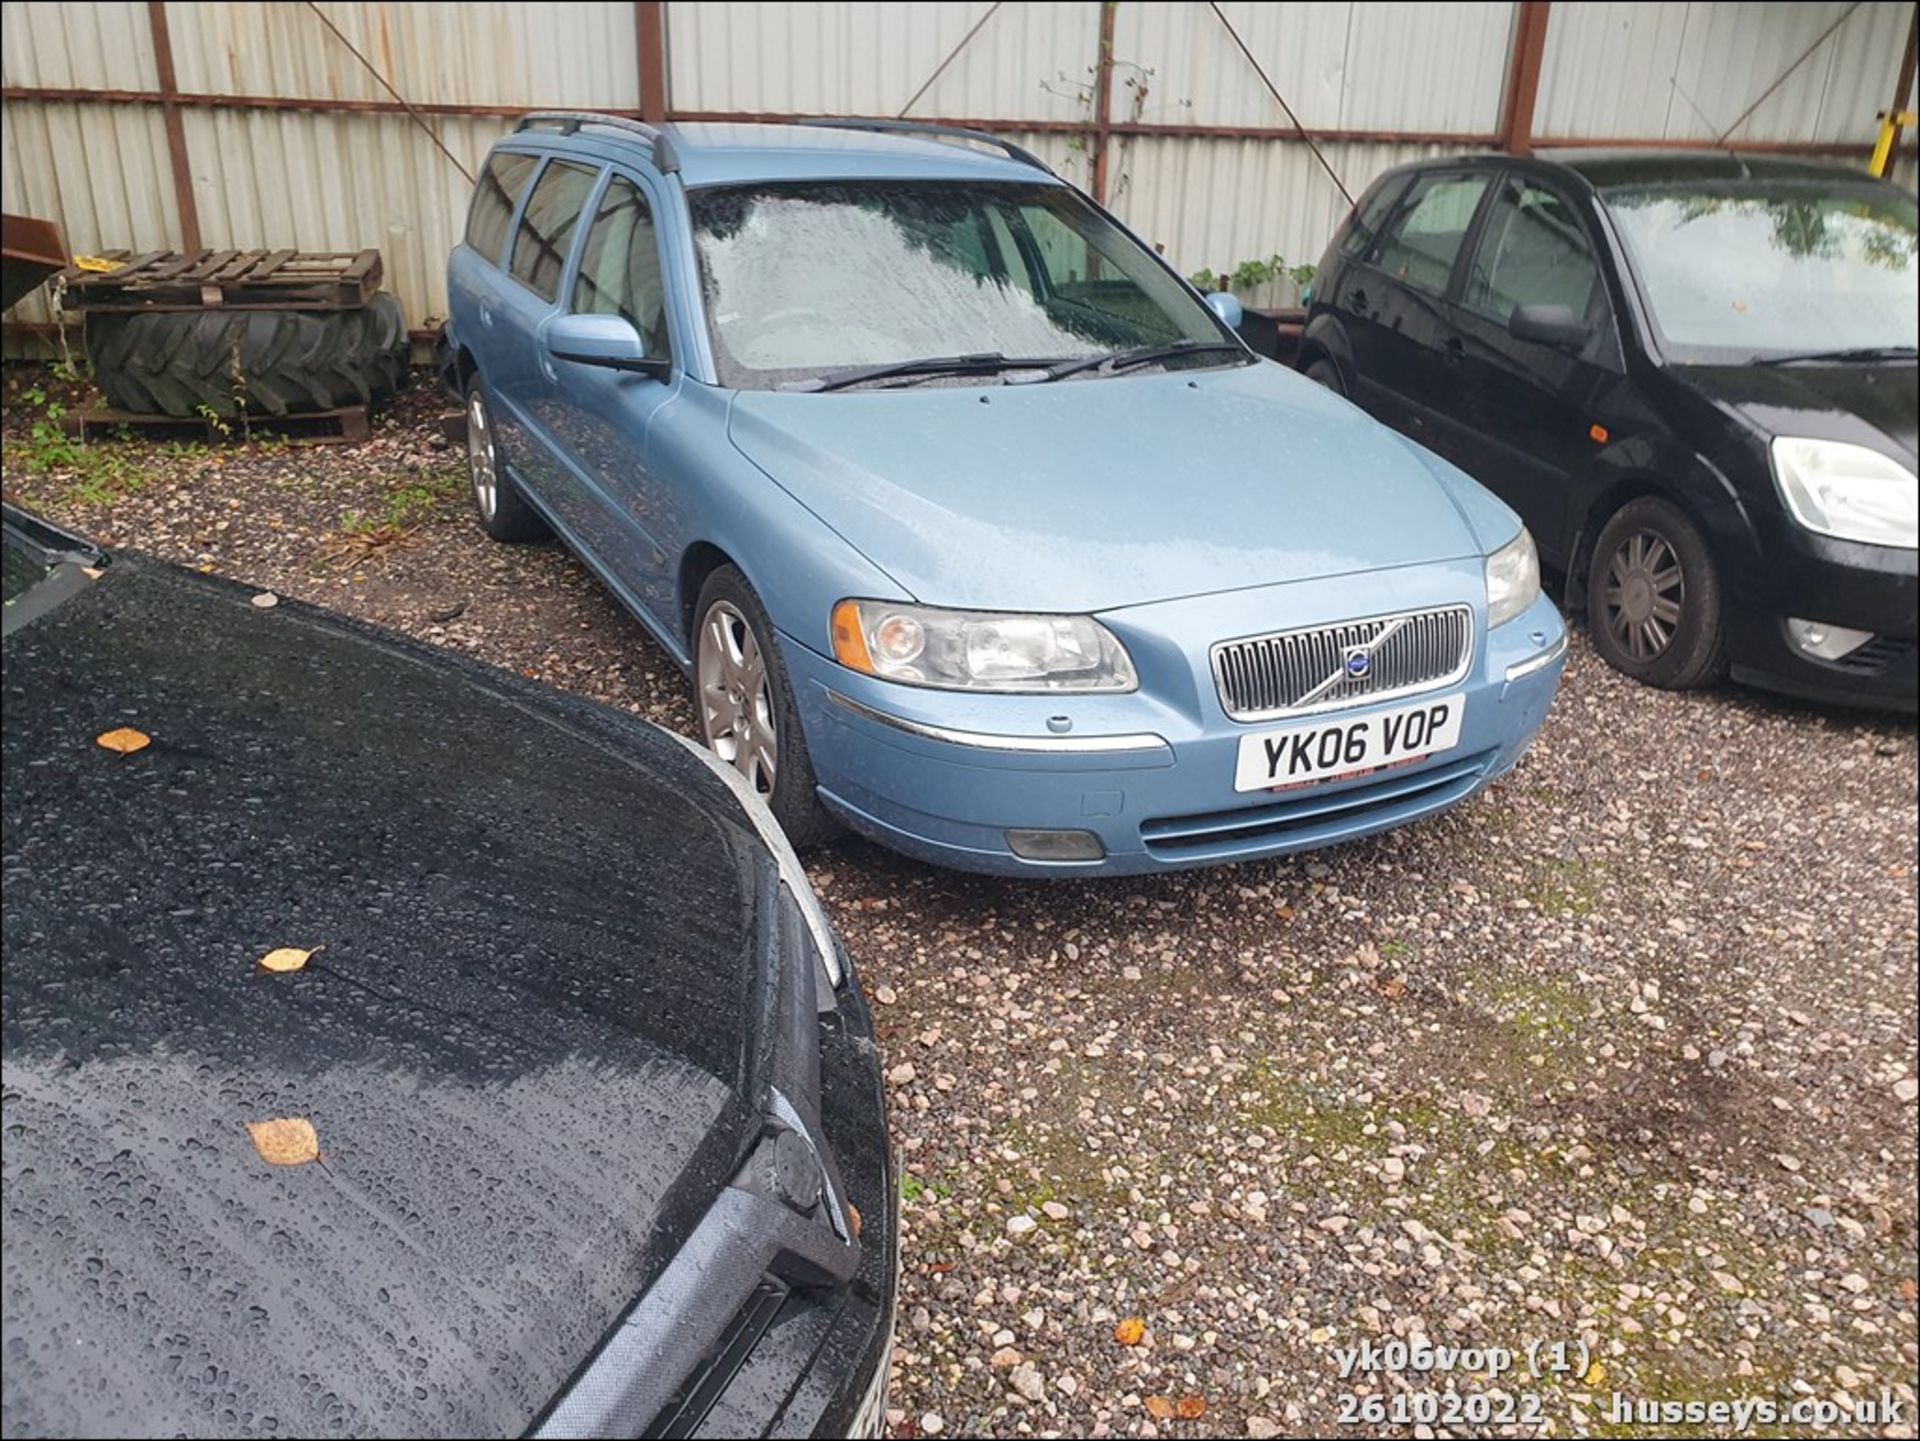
1233, 694, 1465, 792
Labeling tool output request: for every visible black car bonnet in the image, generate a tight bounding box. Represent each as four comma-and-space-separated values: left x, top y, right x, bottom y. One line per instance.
2, 553, 770, 1437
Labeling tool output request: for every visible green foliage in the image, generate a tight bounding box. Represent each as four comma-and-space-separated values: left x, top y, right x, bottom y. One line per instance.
20, 387, 82, 472
340, 471, 463, 535
1191, 255, 1317, 295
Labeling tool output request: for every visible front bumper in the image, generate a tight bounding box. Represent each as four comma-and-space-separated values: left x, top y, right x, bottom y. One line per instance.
786, 573, 1567, 877
1726, 526, 1917, 712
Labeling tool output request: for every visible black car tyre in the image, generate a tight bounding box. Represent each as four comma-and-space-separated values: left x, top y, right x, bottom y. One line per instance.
1586, 496, 1727, 690
693, 565, 837, 849
86, 295, 409, 418
465, 382, 549, 542
1305, 357, 1346, 395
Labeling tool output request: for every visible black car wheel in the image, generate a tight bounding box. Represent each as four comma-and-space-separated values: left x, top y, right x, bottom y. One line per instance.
1586, 496, 1727, 689
693, 565, 837, 848
466, 382, 549, 542
1305, 357, 1346, 395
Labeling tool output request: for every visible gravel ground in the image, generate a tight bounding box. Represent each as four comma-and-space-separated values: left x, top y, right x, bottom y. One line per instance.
5, 369, 1916, 1439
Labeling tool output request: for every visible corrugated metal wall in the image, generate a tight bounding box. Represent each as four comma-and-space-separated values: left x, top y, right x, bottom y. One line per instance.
1536, 1, 1913, 144
3, 0, 1915, 342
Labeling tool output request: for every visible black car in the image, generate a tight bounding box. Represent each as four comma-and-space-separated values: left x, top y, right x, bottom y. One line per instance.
0, 504, 895, 1438
1300, 150, 1916, 710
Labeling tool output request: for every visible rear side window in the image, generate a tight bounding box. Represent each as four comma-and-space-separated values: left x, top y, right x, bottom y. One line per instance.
1462, 179, 1603, 322
509, 160, 601, 303
465, 152, 539, 264
1339, 174, 1410, 259
572, 177, 672, 360
1372, 173, 1489, 292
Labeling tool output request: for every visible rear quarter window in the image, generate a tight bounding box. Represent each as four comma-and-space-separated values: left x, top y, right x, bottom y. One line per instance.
1339, 174, 1411, 259
465, 152, 540, 265
509, 160, 602, 303
1371, 172, 1490, 292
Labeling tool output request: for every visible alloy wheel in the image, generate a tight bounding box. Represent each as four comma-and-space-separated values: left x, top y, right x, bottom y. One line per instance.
697, 600, 778, 794
1601, 528, 1685, 663
467, 391, 497, 521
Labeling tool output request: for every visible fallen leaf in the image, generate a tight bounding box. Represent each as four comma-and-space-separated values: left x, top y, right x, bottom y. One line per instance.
1276, 904, 1297, 922
1898, 1277, 1917, 1302
246, 1117, 319, 1166
1143, 1396, 1174, 1420
258, 945, 322, 973
1583, 1360, 1607, 1386
1176, 1396, 1207, 1420
848, 1203, 862, 1238
1379, 977, 1408, 1000
1113, 1317, 1146, 1346
95, 726, 151, 755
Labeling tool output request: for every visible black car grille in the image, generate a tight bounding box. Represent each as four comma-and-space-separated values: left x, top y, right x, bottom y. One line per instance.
1211, 605, 1474, 720
1834, 635, 1917, 676
1141, 749, 1495, 861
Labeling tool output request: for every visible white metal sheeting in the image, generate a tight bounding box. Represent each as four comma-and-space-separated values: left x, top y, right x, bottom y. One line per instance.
1536, 1, 1913, 145
1115, 1, 1517, 134
2, 0, 1915, 348
182, 110, 511, 325
0, 0, 158, 89
666, 2, 1098, 122
167, 1, 640, 108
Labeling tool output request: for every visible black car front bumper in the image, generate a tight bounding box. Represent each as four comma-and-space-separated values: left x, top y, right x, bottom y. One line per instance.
1727, 525, 1918, 712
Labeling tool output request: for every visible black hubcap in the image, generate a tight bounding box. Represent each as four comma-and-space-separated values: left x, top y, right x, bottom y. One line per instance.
1602, 529, 1684, 662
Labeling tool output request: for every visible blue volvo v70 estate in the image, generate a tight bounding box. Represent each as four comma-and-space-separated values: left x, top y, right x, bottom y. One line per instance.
443, 114, 1567, 876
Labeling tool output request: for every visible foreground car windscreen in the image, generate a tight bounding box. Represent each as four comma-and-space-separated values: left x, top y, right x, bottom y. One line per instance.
688, 179, 1230, 388
1601, 181, 1918, 362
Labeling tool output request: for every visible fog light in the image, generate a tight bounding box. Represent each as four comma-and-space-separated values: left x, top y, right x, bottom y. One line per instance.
1005, 828, 1106, 863
1786, 617, 1874, 661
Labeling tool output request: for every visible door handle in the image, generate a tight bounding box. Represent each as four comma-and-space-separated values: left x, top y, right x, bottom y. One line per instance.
1350, 287, 1370, 314
1443, 336, 1465, 366
479, 301, 494, 328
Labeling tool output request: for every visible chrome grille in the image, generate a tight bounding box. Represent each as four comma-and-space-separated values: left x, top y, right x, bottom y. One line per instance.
1211, 605, 1474, 721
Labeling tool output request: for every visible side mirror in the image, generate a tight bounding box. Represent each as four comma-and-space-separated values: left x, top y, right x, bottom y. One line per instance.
544, 313, 665, 374
1203, 291, 1244, 331
1508, 303, 1590, 351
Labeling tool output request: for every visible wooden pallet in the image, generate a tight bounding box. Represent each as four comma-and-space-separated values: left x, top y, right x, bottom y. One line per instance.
56, 249, 383, 312
60, 405, 373, 446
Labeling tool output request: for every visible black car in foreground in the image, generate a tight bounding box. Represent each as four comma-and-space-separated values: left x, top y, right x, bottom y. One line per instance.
0, 504, 895, 1438
1301, 150, 1916, 710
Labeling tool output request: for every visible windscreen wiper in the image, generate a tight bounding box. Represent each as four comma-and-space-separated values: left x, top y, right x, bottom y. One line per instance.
1042, 339, 1247, 382
1752, 345, 1918, 366
787, 353, 1071, 393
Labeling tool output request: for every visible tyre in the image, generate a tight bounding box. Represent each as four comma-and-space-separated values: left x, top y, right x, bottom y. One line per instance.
1585, 495, 1728, 689
1305, 357, 1345, 395
85, 294, 410, 418
464, 381, 548, 542
692, 565, 837, 849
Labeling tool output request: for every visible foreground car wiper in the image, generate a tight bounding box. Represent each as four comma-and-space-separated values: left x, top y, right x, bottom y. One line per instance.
1752, 345, 1918, 366
1043, 339, 1247, 382
788, 352, 1068, 393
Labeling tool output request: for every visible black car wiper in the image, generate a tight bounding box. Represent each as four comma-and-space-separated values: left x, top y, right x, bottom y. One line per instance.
1043, 339, 1247, 382
788, 352, 1067, 393
1752, 345, 1918, 366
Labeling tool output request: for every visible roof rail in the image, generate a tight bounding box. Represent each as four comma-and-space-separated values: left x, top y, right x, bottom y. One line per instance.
795, 118, 1053, 175
514, 111, 679, 173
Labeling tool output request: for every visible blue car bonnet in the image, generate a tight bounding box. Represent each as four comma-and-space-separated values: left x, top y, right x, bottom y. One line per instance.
727, 361, 1488, 613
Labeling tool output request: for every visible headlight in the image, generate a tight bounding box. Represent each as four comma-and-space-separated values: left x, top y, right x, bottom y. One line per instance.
831, 600, 1137, 692
1485, 528, 1541, 628
1770, 437, 1918, 549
